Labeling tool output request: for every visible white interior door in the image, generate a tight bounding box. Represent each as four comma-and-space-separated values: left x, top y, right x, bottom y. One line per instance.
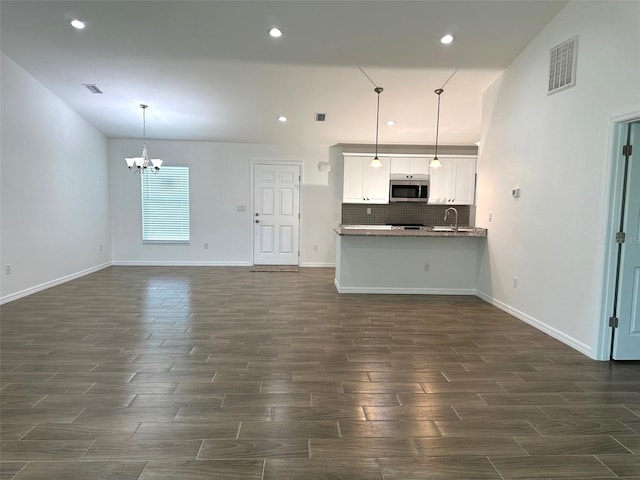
253, 164, 300, 265
613, 122, 640, 360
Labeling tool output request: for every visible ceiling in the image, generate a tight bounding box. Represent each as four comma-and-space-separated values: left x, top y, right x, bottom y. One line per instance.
0, 1, 567, 146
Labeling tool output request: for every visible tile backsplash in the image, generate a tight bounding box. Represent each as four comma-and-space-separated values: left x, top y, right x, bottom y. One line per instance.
342, 203, 470, 226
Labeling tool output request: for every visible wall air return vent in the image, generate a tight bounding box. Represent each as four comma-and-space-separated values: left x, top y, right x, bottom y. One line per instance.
83, 84, 103, 94
548, 36, 578, 95
315, 113, 326, 122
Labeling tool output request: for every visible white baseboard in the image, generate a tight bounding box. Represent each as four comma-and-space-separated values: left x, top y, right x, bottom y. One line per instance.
334, 279, 475, 295
475, 290, 593, 358
111, 261, 252, 267
0, 262, 112, 305
299, 262, 336, 268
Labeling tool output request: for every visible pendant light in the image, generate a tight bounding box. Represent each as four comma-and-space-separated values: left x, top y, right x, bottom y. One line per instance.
125, 104, 163, 173
370, 86, 384, 168
429, 88, 444, 169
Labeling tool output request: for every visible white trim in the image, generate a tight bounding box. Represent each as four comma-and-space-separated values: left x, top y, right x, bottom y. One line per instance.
597, 110, 640, 361
300, 262, 335, 268
334, 279, 475, 295
0, 262, 112, 305
112, 261, 252, 267
475, 290, 593, 358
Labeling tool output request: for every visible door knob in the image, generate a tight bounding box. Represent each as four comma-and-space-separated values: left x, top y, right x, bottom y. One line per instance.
255, 219, 260, 223
255, 213, 259, 216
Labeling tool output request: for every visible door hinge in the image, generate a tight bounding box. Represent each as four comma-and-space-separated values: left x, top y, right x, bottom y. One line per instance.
615, 232, 626, 244
622, 144, 632, 156
609, 316, 619, 328
298, 251, 300, 257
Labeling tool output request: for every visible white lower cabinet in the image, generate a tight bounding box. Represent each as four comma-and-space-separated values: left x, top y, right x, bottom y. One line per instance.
428, 156, 476, 205
343, 155, 391, 203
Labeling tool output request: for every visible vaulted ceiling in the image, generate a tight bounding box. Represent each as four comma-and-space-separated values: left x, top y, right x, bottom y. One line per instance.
0, 1, 567, 146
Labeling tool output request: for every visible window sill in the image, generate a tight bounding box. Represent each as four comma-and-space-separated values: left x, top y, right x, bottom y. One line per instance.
142, 240, 191, 245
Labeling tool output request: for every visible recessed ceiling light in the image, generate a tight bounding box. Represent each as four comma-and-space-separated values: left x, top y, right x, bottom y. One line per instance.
269, 27, 283, 38
70, 19, 86, 30
386, 120, 396, 126
440, 34, 454, 45
277, 115, 288, 122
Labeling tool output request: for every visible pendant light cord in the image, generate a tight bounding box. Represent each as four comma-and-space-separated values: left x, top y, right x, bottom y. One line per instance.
434, 88, 443, 158
440, 68, 458, 90
374, 87, 383, 158
359, 66, 379, 88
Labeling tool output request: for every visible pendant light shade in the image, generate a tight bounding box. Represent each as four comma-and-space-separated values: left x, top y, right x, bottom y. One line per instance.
429, 88, 444, 169
370, 87, 384, 168
125, 104, 163, 173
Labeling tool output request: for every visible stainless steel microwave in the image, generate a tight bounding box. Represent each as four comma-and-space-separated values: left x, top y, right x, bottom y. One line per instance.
389, 175, 430, 202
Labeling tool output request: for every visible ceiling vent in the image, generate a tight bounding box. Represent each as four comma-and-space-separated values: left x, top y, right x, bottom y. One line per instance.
83, 84, 103, 94
315, 113, 326, 122
548, 36, 578, 95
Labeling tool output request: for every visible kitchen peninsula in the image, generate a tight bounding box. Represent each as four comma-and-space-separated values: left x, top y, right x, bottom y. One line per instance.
334, 225, 487, 294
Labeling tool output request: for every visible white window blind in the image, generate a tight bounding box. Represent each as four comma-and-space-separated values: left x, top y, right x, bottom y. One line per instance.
141, 166, 190, 242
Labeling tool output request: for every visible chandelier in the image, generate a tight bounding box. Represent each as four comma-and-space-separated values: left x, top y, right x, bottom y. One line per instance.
125, 104, 163, 173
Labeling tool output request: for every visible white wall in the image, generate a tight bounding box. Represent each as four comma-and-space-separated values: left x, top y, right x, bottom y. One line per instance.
109, 139, 341, 266
475, 1, 640, 359
0, 53, 111, 303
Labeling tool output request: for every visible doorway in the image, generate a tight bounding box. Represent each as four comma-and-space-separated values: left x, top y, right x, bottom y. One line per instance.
603, 120, 640, 360
252, 163, 301, 266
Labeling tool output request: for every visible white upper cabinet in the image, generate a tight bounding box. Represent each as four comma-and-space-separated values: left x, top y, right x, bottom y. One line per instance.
428, 156, 476, 205
343, 155, 391, 203
389, 157, 429, 178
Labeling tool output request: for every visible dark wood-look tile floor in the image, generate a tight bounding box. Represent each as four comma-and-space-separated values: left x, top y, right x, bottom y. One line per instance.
1, 266, 639, 479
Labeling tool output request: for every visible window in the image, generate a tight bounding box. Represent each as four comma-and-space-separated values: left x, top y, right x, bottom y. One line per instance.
141, 166, 190, 243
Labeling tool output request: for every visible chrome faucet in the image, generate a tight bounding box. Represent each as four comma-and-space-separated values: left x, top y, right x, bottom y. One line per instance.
444, 207, 458, 232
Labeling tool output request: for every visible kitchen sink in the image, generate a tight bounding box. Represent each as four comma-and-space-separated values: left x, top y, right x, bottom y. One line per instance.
432, 226, 474, 232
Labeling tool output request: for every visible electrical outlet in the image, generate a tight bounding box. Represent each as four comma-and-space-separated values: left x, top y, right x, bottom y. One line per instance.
5, 264, 11, 275
204, 243, 209, 250
424, 263, 430, 271
366, 208, 372, 215
488, 212, 493, 222
313, 245, 318, 252
513, 276, 518, 288
99, 244, 103, 252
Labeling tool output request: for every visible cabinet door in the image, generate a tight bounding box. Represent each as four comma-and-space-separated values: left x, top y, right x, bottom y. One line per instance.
408, 157, 429, 176
364, 157, 391, 203
429, 157, 476, 205
389, 157, 429, 177
342, 156, 366, 203
451, 157, 476, 205
390, 157, 411, 175
428, 158, 454, 204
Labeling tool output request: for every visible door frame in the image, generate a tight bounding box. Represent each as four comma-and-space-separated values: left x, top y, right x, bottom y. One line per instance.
249, 159, 303, 266
597, 111, 640, 360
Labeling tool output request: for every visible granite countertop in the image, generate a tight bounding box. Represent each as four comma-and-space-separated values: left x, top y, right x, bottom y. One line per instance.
334, 225, 488, 237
